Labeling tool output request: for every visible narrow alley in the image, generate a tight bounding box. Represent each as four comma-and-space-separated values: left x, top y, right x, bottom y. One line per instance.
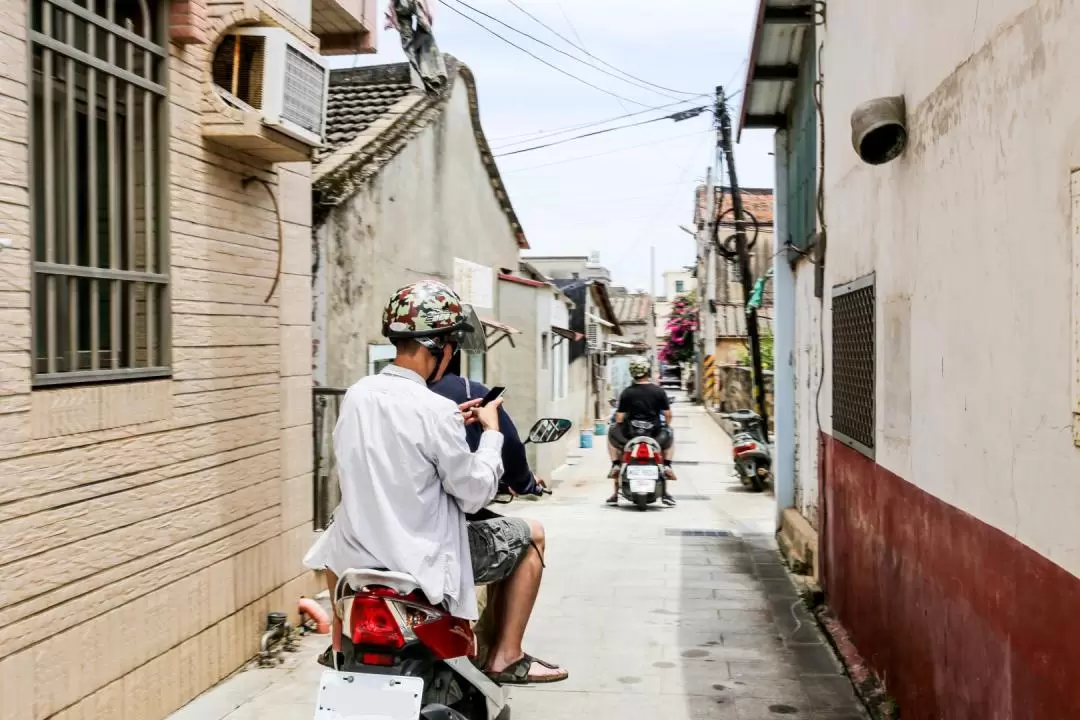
170, 398, 864, 720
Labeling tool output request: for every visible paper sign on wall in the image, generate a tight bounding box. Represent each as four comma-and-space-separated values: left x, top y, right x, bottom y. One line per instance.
453, 258, 494, 310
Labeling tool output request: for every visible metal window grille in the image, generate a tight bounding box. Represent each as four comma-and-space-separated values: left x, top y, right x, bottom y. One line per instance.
30, 0, 169, 387
832, 274, 875, 457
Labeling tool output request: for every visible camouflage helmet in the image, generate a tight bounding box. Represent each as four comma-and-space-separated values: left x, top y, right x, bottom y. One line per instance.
629, 356, 652, 379
382, 280, 473, 340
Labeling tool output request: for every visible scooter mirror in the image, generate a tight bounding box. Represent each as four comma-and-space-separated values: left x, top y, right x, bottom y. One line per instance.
527, 418, 572, 444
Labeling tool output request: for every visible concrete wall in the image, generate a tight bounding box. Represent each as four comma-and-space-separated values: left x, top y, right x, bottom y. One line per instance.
314, 80, 522, 389
814, 0, 1080, 714
822, 0, 1080, 584
0, 2, 319, 716
490, 280, 575, 479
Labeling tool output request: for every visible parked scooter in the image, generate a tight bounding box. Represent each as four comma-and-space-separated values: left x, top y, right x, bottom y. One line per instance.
720, 410, 772, 492
313, 418, 573, 720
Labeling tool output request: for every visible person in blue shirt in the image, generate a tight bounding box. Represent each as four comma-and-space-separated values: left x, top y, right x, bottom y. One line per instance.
428, 351, 545, 498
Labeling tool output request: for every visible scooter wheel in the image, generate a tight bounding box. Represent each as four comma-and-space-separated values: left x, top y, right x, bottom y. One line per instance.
635, 496, 648, 511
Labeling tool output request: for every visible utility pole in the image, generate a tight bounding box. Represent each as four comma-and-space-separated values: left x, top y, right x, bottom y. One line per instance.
701, 164, 717, 409
716, 86, 770, 440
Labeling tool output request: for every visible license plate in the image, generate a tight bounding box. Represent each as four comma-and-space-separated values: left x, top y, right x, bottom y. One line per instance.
314, 670, 423, 720
630, 477, 656, 493
626, 465, 659, 481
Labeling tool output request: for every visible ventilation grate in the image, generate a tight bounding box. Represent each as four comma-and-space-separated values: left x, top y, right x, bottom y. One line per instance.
665, 529, 732, 537
283, 45, 327, 133
832, 274, 875, 457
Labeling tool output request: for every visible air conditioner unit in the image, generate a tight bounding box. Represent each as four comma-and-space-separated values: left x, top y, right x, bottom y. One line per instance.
211, 27, 330, 147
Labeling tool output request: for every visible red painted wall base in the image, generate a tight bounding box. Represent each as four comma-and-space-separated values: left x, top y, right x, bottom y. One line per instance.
821, 434, 1080, 719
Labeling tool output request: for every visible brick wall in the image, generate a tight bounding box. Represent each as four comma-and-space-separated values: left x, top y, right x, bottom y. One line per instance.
0, 0, 319, 717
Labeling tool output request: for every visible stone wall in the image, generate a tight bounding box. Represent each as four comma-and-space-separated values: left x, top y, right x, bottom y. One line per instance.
714, 365, 775, 433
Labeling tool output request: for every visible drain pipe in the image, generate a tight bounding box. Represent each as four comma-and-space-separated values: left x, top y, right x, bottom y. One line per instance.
298, 597, 331, 634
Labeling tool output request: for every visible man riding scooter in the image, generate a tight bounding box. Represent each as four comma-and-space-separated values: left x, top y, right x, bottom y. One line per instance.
607, 357, 677, 506
304, 280, 568, 685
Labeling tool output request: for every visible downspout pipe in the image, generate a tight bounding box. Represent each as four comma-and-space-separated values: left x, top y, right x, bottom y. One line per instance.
772, 129, 797, 529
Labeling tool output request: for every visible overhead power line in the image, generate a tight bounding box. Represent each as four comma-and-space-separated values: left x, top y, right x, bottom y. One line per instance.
502, 129, 710, 173
443, 0, 690, 102
438, 0, 655, 107
503, 0, 701, 97
491, 95, 708, 147
495, 106, 708, 157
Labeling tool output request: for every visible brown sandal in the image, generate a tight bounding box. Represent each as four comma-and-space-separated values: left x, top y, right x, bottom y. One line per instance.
485, 654, 569, 685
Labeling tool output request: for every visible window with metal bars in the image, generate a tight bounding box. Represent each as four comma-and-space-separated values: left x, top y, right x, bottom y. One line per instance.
832, 274, 875, 457
30, 0, 169, 387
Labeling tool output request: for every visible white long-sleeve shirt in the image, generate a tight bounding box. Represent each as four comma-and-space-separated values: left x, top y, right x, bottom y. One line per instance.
303, 364, 503, 620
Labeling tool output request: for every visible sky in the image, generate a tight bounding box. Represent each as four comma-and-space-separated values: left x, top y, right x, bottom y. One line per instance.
329, 0, 774, 294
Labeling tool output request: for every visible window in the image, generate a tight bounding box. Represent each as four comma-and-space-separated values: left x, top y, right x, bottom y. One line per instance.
540, 332, 549, 370
675, 280, 685, 293
30, 0, 169, 386
832, 274, 875, 457
551, 339, 568, 402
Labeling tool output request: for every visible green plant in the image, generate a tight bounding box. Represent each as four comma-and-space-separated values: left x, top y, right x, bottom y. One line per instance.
739, 328, 774, 371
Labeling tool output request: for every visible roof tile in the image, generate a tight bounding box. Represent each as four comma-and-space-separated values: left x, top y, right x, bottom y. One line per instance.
322, 63, 419, 152
694, 186, 775, 227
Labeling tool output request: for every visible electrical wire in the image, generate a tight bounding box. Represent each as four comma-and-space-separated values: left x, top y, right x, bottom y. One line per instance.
502, 0, 701, 98
495, 107, 707, 157
490, 95, 708, 147
502, 129, 710, 173
438, 0, 655, 107
441, 0, 686, 104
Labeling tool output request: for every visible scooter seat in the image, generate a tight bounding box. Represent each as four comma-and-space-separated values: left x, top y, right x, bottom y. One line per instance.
336, 568, 420, 598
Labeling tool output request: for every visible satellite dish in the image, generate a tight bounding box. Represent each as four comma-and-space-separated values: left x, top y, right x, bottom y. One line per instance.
460, 305, 488, 354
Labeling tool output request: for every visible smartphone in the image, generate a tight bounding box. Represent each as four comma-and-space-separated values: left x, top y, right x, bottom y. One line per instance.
479, 386, 506, 407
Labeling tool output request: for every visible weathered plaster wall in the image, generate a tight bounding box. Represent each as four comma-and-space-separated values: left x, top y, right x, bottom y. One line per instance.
817, 0, 1080, 715
823, 0, 1080, 577
0, 1, 318, 716
315, 80, 521, 389
793, 264, 821, 526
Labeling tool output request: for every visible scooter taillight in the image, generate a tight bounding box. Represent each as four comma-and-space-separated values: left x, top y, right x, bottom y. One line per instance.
348, 589, 475, 660
733, 442, 758, 456
350, 594, 406, 649
632, 442, 654, 460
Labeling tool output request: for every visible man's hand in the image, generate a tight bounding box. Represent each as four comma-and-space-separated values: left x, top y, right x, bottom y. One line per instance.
458, 398, 482, 425
473, 397, 503, 432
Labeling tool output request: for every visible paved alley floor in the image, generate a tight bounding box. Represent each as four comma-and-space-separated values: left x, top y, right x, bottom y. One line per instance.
170, 398, 866, 720
499, 399, 866, 720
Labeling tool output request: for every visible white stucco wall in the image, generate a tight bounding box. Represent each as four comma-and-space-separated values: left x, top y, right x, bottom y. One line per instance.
820, 0, 1080, 574
314, 79, 522, 389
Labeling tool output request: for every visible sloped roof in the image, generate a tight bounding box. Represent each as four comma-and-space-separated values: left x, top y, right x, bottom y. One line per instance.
608, 287, 652, 325
694, 186, 775, 227
716, 302, 775, 339
313, 57, 528, 249
323, 63, 418, 151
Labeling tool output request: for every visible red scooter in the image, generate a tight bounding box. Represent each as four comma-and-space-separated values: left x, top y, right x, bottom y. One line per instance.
313, 418, 572, 720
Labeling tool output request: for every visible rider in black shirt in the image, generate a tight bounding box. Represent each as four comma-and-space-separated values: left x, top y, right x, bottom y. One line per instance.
606, 357, 676, 506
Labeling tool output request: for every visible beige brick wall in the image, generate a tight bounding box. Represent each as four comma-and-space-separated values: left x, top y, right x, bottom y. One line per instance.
0, 1, 319, 717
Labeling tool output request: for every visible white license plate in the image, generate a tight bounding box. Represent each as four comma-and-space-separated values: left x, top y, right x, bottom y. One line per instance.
626, 465, 659, 481
314, 670, 423, 720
